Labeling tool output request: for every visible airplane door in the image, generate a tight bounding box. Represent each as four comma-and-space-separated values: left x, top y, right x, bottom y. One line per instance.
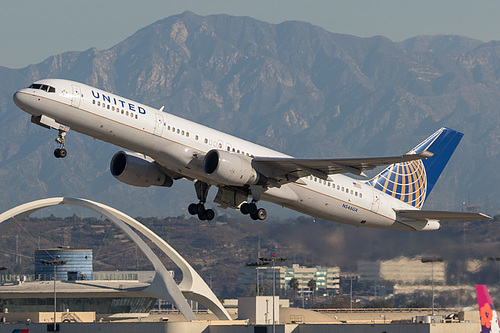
371, 190, 380, 213
154, 114, 164, 136
71, 85, 81, 107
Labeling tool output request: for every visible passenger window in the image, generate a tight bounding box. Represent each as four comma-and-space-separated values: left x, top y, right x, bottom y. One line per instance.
195, 135, 199, 140
177, 129, 180, 134
204, 138, 208, 144
112, 106, 115, 111
93, 100, 96, 104
186, 132, 189, 137
360, 193, 363, 198
135, 115, 138, 119
107, 105, 110, 110
181, 130, 185, 135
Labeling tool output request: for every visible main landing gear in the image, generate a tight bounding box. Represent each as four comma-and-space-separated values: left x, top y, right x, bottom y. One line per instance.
188, 181, 215, 221
240, 201, 267, 220
54, 129, 67, 158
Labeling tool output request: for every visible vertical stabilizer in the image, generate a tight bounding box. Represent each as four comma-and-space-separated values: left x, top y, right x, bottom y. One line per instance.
477, 284, 500, 333
366, 127, 463, 209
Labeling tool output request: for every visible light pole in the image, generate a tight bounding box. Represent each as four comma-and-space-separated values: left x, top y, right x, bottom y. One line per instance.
259, 256, 286, 333
245, 260, 269, 295
41, 259, 67, 332
421, 256, 444, 315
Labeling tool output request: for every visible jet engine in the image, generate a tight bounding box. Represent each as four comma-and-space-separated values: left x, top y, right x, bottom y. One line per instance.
110, 151, 173, 187
203, 149, 264, 186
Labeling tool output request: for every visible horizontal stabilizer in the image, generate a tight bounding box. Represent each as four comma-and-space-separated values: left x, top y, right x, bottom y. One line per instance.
396, 209, 491, 221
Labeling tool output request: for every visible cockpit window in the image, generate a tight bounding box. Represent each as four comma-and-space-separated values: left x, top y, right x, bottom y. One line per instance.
28, 83, 56, 93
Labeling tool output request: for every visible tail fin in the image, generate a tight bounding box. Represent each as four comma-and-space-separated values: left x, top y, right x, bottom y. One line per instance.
366, 127, 463, 209
477, 284, 500, 333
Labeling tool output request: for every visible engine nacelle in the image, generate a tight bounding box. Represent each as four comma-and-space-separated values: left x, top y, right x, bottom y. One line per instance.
203, 149, 263, 186
110, 151, 173, 188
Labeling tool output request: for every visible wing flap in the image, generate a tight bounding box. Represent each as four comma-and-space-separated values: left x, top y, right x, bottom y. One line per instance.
396, 210, 491, 221
253, 151, 431, 181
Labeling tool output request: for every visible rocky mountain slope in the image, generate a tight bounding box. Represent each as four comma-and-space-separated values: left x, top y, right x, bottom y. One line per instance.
0, 11, 498, 217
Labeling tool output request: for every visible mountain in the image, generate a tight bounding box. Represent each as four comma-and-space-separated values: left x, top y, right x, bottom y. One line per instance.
0, 11, 498, 218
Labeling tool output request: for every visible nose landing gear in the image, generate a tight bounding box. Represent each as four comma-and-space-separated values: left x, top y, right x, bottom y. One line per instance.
54, 129, 67, 158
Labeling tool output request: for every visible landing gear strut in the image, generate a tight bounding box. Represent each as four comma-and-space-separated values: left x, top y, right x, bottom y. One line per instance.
54, 129, 67, 158
188, 181, 215, 221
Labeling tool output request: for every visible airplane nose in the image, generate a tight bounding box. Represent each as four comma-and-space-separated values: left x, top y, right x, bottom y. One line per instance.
13, 90, 29, 110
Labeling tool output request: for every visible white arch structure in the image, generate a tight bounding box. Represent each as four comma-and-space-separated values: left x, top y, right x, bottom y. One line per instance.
0, 197, 231, 321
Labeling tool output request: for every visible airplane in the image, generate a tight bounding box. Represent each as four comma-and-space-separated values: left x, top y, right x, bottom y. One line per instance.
477, 284, 500, 333
12, 79, 490, 230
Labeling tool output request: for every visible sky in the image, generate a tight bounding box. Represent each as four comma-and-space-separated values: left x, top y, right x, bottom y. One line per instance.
1, 0, 499, 69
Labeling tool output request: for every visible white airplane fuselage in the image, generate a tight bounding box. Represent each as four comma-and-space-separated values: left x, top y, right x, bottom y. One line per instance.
13, 79, 435, 231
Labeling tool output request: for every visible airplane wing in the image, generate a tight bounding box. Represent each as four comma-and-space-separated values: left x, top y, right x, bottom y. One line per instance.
252, 151, 432, 181
396, 210, 491, 221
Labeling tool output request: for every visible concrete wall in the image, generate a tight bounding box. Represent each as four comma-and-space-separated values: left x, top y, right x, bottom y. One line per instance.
0, 322, 480, 333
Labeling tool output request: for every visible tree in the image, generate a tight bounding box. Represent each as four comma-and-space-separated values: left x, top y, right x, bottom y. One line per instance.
289, 277, 299, 300
308, 279, 317, 306
307, 279, 317, 292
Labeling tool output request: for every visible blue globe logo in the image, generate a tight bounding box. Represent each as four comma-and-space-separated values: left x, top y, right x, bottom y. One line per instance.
368, 159, 427, 209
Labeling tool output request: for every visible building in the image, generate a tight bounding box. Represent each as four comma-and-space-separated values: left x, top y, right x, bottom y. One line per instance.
35, 248, 93, 281
358, 257, 446, 284
0, 280, 157, 322
238, 264, 340, 294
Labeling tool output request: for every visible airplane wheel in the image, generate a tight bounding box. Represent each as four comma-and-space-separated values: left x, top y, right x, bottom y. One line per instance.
54, 149, 60, 158
188, 203, 198, 215
205, 209, 215, 221
256, 208, 267, 220
240, 203, 250, 215
59, 148, 67, 158
250, 208, 267, 221
196, 203, 206, 215
248, 203, 258, 215
198, 211, 208, 221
